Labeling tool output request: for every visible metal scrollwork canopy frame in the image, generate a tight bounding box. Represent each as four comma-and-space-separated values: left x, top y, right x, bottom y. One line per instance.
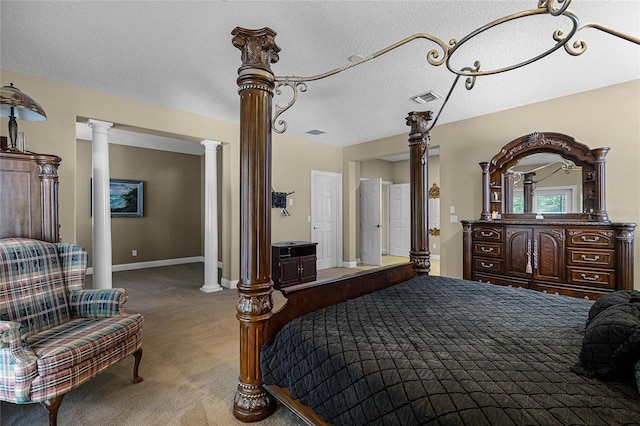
271, 0, 640, 135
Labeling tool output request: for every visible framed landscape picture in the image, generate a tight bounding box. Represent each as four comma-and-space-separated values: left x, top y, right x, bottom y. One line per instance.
109, 179, 144, 217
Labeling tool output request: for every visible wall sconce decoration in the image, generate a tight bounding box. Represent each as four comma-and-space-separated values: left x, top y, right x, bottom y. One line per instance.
428, 183, 441, 236
0, 83, 47, 152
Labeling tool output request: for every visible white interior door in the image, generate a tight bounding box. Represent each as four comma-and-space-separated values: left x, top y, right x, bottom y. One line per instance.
311, 171, 342, 270
389, 183, 410, 257
360, 178, 382, 266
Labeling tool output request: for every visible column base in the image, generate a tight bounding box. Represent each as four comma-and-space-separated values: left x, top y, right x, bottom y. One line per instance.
233, 382, 276, 422
200, 284, 223, 293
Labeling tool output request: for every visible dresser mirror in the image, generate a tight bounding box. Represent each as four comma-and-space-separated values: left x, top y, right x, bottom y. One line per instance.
508, 152, 583, 214
480, 132, 608, 222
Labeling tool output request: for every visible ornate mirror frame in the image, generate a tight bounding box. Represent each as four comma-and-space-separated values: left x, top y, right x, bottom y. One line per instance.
479, 132, 609, 222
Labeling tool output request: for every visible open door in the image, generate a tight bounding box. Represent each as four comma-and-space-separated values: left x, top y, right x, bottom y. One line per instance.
360, 178, 382, 266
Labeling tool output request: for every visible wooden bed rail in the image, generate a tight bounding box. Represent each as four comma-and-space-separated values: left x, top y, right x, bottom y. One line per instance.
269, 263, 416, 339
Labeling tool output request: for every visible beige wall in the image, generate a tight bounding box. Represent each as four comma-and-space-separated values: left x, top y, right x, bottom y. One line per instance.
0, 69, 343, 284
271, 133, 343, 243
346, 80, 639, 288
2, 69, 638, 289
76, 140, 203, 266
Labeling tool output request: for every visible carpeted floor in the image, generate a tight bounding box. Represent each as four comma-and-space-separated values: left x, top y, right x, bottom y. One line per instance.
1, 263, 305, 426
1, 256, 438, 425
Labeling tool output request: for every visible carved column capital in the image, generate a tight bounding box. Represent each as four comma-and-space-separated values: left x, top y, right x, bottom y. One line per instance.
405, 111, 433, 143
232, 27, 280, 92
35, 156, 60, 178
615, 225, 635, 242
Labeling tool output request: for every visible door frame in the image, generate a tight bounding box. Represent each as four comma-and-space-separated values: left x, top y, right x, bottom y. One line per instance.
310, 170, 343, 270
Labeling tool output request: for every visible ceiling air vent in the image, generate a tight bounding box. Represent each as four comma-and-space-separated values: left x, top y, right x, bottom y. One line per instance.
306, 129, 326, 135
410, 90, 442, 104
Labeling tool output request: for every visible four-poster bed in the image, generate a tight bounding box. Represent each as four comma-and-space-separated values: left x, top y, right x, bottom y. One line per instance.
230, 6, 640, 424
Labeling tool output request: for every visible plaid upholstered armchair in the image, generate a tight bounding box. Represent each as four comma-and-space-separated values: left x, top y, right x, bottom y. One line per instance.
0, 238, 144, 426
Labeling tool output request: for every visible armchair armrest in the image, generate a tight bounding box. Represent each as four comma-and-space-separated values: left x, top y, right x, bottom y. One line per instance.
0, 321, 39, 402
69, 288, 129, 318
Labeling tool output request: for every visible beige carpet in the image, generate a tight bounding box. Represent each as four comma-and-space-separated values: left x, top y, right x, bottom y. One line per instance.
1, 257, 440, 425
1, 263, 305, 426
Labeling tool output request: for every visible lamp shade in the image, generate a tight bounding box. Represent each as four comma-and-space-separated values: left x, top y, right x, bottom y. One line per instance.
0, 83, 47, 121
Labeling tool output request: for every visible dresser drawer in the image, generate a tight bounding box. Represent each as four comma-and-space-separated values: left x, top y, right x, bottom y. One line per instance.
472, 226, 503, 242
473, 258, 503, 274
473, 272, 529, 289
567, 267, 615, 289
472, 242, 503, 258
566, 229, 615, 248
567, 248, 614, 268
532, 282, 610, 300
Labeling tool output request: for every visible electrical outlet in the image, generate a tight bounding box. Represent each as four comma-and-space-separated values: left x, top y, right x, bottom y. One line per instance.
132, 249, 138, 257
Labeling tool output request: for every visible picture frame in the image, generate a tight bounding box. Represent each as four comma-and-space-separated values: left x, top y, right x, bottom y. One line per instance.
92, 179, 144, 217
110, 179, 144, 217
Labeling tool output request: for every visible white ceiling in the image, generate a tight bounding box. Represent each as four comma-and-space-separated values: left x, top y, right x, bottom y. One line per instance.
1, 1, 639, 150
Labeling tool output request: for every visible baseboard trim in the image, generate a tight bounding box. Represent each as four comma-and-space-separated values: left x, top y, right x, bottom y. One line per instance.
86, 256, 225, 275
431, 254, 441, 260
342, 260, 358, 268
221, 277, 238, 289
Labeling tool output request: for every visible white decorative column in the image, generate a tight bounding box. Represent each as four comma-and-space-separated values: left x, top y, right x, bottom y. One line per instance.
89, 119, 113, 289
200, 140, 223, 293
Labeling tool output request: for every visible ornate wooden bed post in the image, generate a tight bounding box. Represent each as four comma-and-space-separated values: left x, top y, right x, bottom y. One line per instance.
406, 111, 433, 275
231, 27, 280, 422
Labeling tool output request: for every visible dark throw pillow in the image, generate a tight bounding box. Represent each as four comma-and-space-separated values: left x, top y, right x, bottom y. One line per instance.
579, 303, 640, 378
586, 290, 640, 327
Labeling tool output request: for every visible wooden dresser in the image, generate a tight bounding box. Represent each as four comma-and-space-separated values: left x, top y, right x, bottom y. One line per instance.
462, 132, 635, 300
462, 220, 635, 299
0, 150, 61, 242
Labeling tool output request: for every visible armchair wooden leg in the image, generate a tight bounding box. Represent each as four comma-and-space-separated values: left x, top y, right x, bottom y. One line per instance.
41, 394, 65, 426
132, 347, 143, 383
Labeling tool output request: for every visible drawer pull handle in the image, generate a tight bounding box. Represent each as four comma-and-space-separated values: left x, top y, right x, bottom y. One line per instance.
580, 254, 600, 262
480, 262, 494, 269
481, 247, 494, 253
581, 236, 600, 243
480, 231, 494, 237
581, 273, 600, 281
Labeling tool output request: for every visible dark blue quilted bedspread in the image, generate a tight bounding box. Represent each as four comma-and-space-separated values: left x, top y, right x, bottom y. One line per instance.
261, 275, 640, 425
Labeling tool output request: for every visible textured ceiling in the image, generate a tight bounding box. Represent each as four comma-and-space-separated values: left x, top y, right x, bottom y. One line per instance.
1, 1, 639, 149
